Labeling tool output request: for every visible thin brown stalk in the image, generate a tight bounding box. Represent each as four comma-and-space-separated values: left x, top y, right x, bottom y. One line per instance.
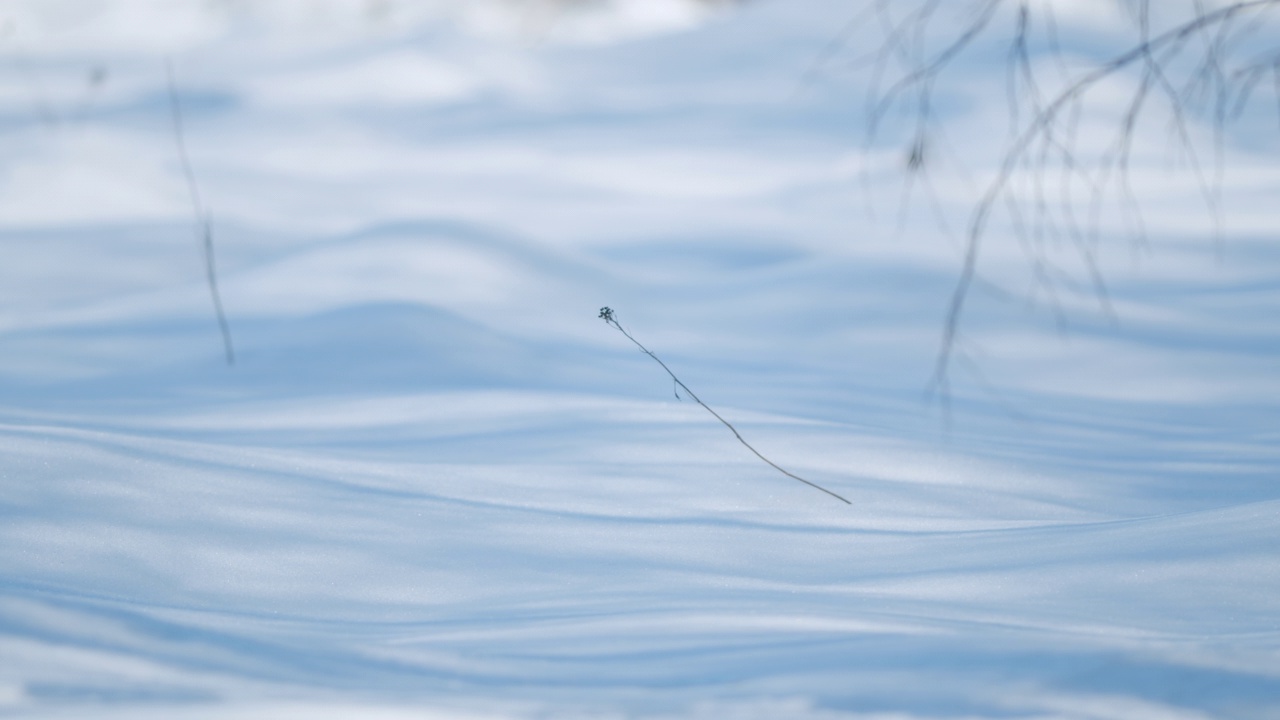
166, 59, 235, 366
599, 307, 850, 505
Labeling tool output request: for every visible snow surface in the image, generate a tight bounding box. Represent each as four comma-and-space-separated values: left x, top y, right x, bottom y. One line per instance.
1, 1, 1278, 718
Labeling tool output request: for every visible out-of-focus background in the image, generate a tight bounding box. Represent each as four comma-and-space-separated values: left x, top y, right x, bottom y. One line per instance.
1, 1, 1278, 718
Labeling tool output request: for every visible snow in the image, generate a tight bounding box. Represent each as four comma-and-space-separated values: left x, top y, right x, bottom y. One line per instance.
1, 0, 1278, 718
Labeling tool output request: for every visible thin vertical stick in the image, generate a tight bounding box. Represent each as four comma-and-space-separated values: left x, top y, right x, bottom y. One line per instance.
599, 307, 850, 505
166, 59, 235, 366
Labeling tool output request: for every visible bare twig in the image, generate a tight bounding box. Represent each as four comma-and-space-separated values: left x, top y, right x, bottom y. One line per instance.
166, 59, 235, 366
931, 0, 1279, 397
842, 0, 1280, 412
598, 307, 850, 505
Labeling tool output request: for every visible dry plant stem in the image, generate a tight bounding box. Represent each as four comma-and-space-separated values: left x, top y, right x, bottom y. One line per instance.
599, 308, 851, 505
166, 59, 235, 366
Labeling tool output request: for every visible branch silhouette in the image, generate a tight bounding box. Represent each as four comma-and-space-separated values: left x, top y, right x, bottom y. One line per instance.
930, 0, 1278, 405
820, 0, 1280, 415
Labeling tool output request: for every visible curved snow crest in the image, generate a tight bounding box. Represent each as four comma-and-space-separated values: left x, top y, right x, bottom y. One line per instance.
2, 405, 1279, 717
0, 0, 1278, 717
2, 359, 1279, 704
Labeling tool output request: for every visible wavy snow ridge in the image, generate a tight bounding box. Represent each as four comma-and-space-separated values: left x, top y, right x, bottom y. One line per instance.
0, 0, 1278, 718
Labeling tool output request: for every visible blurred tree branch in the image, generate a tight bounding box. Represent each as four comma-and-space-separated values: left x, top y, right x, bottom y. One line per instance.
833, 0, 1280, 415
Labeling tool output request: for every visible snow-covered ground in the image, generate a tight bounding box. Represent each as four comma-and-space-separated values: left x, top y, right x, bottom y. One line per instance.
1, 1, 1278, 718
